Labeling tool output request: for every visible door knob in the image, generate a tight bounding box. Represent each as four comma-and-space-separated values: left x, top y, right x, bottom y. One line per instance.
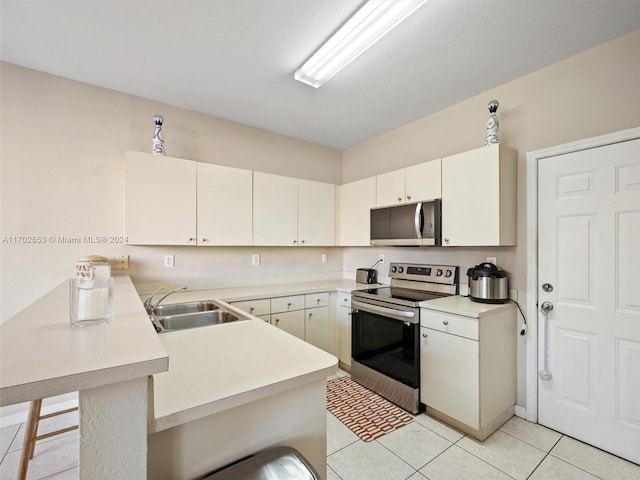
540, 301, 554, 314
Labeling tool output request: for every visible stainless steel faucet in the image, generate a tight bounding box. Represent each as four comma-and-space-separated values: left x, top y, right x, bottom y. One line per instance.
144, 286, 187, 314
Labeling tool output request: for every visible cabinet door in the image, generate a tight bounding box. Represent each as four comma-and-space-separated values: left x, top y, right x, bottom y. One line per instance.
197, 163, 252, 245
305, 306, 330, 352
441, 144, 516, 246
420, 327, 480, 429
337, 292, 352, 366
229, 298, 270, 317
337, 177, 376, 246
125, 151, 196, 245
271, 310, 305, 340
253, 172, 298, 246
298, 180, 335, 246
376, 169, 405, 206
271, 295, 305, 313
405, 159, 441, 202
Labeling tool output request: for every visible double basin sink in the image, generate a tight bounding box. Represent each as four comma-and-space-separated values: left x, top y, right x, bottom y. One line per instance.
150, 299, 250, 333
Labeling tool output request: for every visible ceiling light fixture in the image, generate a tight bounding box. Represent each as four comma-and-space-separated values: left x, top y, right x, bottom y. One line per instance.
294, 0, 428, 88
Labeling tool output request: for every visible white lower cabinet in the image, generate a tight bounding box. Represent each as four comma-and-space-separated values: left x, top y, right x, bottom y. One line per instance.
231, 292, 332, 348
271, 310, 305, 340
336, 292, 352, 367
305, 306, 330, 352
420, 304, 516, 440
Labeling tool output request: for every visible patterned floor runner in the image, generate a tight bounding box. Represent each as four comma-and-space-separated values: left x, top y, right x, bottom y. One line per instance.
326, 376, 413, 442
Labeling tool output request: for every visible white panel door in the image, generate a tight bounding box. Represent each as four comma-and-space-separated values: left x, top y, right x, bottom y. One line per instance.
538, 138, 640, 463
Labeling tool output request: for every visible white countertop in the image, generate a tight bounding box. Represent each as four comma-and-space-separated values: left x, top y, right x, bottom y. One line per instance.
142, 278, 373, 305
420, 295, 515, 318
0, 276, 169, 406
150, 316, 338, 433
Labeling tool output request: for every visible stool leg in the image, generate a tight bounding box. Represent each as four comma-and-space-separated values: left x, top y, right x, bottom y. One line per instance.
17, 399, 42, 480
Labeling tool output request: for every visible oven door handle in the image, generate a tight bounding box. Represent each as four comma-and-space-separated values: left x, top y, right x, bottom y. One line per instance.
351, 300, 417, 323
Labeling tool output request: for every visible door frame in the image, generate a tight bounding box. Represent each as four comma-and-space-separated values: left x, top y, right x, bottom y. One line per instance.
525, 126, 640, 423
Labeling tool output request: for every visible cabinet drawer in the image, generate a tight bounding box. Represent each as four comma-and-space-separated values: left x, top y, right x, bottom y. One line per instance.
230, 298, 270, 317
271, 295, 305, 313
421, 310, 478, 340
305, 292, 329, 308
337, 291, 351, 307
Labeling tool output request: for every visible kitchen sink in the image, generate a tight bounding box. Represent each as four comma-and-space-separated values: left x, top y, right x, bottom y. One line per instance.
152, 300, 221, 317
151, 300, 250, 333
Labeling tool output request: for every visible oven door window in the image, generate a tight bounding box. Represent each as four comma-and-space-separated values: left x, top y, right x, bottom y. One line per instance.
352, 308, 419, 388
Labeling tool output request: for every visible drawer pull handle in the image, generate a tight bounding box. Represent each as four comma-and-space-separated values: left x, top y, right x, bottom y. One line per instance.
443, 320, 449, 325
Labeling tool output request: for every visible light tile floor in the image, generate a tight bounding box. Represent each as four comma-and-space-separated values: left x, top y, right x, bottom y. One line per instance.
1, 371, 638, 479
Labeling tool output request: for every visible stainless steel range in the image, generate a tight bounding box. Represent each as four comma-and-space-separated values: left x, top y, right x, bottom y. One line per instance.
351, 262, 459, 413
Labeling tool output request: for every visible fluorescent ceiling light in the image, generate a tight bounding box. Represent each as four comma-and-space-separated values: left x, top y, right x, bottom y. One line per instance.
294, 0, 428, 88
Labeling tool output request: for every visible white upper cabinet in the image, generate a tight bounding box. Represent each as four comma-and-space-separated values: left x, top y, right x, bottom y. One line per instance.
125, 151, 197, 245
405, 159, 442, 202
298, 179, 336, 246
253, 172, 298, 246
253, 172, 336, 246
376, 169, 406, 206
376, 158, 441, 206
337, 177, 377, 246
197, 163, 253, 246
441, 144, 517, 246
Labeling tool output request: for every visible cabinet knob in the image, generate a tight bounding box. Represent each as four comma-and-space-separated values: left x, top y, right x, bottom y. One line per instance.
188, 237, 195, 242
444, 237, 450, 244
275, 318, 280, 325
249, 307, 255, 313
407, 195, 412, 201
317, 298, 321, 304
287, 302, 292, 308
293, 240, 297, 244
308, 313, 313, 318
397, 196, 402, 202
201, 238, 209, 243
443, 320, 449, 325
422, 332, 428, 338
301, 240, 305, 244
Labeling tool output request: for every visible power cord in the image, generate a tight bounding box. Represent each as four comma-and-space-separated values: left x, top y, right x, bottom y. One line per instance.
463, 295, 528, 336
508, 299, 528, 336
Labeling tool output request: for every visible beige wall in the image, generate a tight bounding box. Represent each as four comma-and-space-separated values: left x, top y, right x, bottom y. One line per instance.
342, 29, 640, 407
0, 63, 343, 321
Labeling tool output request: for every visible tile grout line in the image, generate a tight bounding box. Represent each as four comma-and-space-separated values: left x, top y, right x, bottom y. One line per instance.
450, 435, 520, 480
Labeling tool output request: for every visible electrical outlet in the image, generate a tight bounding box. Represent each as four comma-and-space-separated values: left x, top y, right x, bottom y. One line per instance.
115, 254, 129, 270
486, 256, 497, 265
321, 253, 328, 264
379, 253, 385, 263
252, 254, 260, 266
164, 254, 175, 268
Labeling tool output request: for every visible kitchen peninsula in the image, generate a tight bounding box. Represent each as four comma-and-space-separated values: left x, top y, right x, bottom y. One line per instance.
0, 276, 338, 479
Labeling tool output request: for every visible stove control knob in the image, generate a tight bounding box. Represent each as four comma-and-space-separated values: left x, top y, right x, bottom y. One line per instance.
391, 266, 397, 273
445, 270, 452, 278
398, 267, 404, 273
436, 269, 443, 276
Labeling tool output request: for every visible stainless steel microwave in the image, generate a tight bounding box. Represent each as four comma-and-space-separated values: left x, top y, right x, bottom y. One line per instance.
370, 200, 441, 246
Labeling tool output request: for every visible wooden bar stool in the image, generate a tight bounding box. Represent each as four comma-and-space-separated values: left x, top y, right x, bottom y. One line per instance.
17, 399, 78, 480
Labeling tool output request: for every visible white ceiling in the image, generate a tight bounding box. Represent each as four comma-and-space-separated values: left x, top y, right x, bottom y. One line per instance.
2, 0, 640, 150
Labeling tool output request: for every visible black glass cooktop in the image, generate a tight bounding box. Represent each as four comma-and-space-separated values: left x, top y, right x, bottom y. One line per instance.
355, 287, 446, 304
